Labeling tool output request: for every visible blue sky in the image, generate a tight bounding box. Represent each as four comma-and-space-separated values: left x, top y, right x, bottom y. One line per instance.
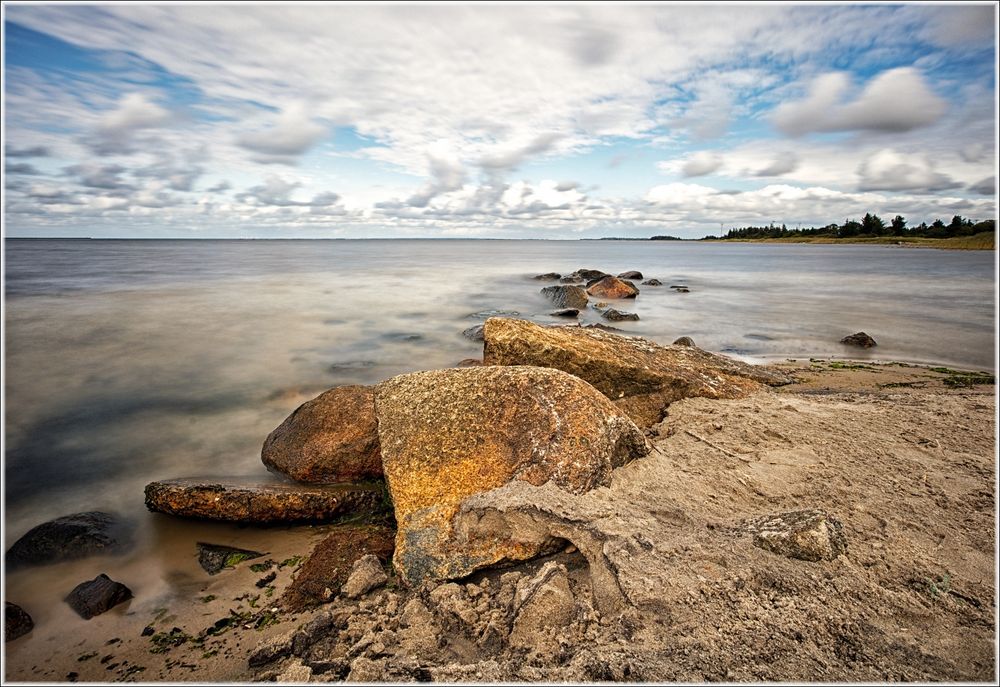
3, 3, 996, 238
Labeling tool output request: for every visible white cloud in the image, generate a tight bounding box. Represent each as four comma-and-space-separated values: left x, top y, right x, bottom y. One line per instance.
681, 152, 724, 177
773, 68, 947, 136
753, 152, 799, 177
236, 104, 327, 161
856, 149, 959, 192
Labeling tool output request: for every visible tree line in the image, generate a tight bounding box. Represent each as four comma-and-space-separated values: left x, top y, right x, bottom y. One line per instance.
706, 214, 996, 241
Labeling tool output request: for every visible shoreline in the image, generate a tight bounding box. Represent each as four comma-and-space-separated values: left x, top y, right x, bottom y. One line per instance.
4, 356, 995, 683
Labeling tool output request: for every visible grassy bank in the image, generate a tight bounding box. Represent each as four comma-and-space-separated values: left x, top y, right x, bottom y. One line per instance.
703, 231, 995, 250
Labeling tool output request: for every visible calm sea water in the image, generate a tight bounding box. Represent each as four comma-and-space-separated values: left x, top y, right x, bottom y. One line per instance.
2, 238, 995, 623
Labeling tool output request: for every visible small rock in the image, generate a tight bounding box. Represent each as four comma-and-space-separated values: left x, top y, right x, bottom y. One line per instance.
6, 512, 130, 570
587, 276, 639, 299
617, 271, 643, 279
463, 325, 485, 341
559, 276, 583, 284
602, 308, 640, 322
540, 285, 589, 309
196, 543, 265, 575
532, 273, 561, 281
744, 509, 847, 562
341, 554, 388, 599
672, 336, 696, 347
469, 309, 520, 319
261, 385, 382, 483
509, 562, 575, 651
5, 602, 33, 641
141, 626, 155, 636
840, 332, 877, 348
669, 284, 688, 290
574, 269, 608, 280
64, 574, 133, 619
256, 572, 278, 588
641, 279, 662, 286
674, 287, 690, 293
550, 308, 579, 318
248, 630, 296, 668
277, 659, 313, 683
456, 358, 484, 367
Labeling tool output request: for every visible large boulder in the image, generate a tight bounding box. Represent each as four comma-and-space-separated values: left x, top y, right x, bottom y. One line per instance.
482, 318, 794, 427
373, 366, 650, 585
6, 512, 131, 570
262, 385, 382, 483
144, 478, 384, 524
586, 276, 639, 299
540, 285, 588, 309
5, 602, 33, 642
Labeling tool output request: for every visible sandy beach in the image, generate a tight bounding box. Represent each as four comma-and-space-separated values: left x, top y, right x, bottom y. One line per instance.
5, 359, 994, 683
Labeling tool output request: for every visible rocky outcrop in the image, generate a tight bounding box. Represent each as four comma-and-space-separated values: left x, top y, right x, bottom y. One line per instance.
617, 271, 643, 280
482, 318, 793, 427
840, 332, 877, 348
533, 273, 561, 281
586, 276, 638, 299
6, 512, 131, 570
261, 385, 382, 484
5, 602, 33, 642
742, 510, 847, 562
64, 574, 133, 619
602, 308, 639, 322
281, 525, 395, 611
144, 479, 384, 524
373, 366, 650, 585
540, 285, 588, 309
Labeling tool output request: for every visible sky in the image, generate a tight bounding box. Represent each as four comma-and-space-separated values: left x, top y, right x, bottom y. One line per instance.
2, 3, 997, 239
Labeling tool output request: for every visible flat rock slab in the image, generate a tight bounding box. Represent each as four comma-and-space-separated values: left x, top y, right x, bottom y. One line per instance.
144, 478, 384, 524
197, 543, 266, 575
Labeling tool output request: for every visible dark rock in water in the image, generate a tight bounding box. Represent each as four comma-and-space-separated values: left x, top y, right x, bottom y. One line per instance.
144, 478, 384, 524
574, 269, 608, 281
532, 272, 561, 281
674, 287, 690, 293
673, 336, 696, 347
587, 276, 639, 299
280, 525, 395, 612
5, 602, 33, 642
262, 385, 382, 484
6, 512, 130, 570
540, 285, 588, 309
64, 574, 133, 619
743, 510, 847, 562
617, 270, 643, 279
455, 358, 484, 367
840, 332, 877, 348
559, 276, 583, 284
462, 324, 485, 341
550, 308, 579, 318
602, 308, 640, 322
669, 284, 688, 289
641, 279, 663, 286
469, 309, 520, 320
744, 333, 774, 341
382, 332, 424, 343
196, 543, 266, 575
327, 360, 377, 375
583, 323, 624, 332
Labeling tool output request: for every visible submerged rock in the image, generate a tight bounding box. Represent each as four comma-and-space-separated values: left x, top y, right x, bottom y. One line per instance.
262, 385, 382, 484
550, 308, 579, 318
64, 574, 132, 619
196, 543, 266, 575
617, 270, 643, 280
574, 269, 608, 281
540, 285, 588, 309
6, 512, 131, 570
559, 276, 583, 284
463, 325, 485, 342
586, 276, 639, 300
532, 273, 561, 281
281, 525, 395, 611
373, 366, 650, 585
674, 287, 690, 293
144, 478, 384, 524
482, 318, 793, 427
840, 332, 877, 348
5, 602, 33, 642
456, 358, 484, 367
641, 279, 663, 286
672, 336, 696, 347
469, 309, 520, 320
602, 308, 640, 322
743, 510, 847, 562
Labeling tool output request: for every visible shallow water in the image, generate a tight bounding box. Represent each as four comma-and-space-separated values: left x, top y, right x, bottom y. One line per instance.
2, 238, 995, 625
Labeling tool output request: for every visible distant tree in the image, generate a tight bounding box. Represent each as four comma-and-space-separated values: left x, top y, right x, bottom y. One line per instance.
928, 219, 948, 239
890, 215, 907, 236
839, 219, 862, 238
861, 212, 885, 236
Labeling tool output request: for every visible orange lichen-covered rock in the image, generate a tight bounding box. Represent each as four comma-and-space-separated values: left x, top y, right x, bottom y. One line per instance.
586, 276, 639, 299
262, 385, 383, 483
483, 318, 793, 427
373, 366, 650, 586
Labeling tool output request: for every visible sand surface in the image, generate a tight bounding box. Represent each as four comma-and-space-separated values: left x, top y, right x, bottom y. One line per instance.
3, 360, 995, 682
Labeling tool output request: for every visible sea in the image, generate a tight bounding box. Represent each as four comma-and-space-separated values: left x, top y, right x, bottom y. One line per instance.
2, 238, 995, 629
